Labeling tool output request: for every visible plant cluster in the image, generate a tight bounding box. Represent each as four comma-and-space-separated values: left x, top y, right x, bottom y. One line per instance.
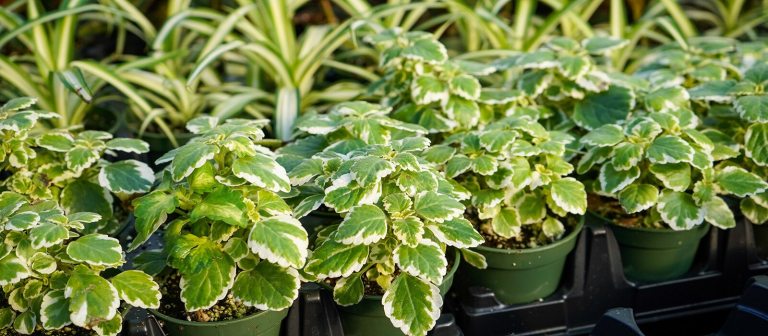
129, 116, 306, 316
0, 98, 160, 336
282, 101, 485, 335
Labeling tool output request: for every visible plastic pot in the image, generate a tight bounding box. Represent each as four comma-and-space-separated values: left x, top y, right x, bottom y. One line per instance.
334, 252, 461, 336
150, 308, 288, 336
462, 217, 584, 305
753, 223, 768, 260
611, 222, 710, 283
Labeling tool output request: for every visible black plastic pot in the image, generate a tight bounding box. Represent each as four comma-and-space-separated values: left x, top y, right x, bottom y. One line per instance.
611, 222, 710, 283
150, 308, 288, 336
461, 217, 584, 305
334, 252, 461, 336
752, 223, 768, 260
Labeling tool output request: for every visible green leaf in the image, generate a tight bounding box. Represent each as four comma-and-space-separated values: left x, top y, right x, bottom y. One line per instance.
333, 204, 387, 245
66, 266, 119, 327
645, 87, 689, 112
248, 215, 308, 269
170, 142, 218, 182
351, 156, 395, 185
411, 75, 448, 105
542, 217, 565, 238
1, 97, 36, 112
288, 159, 323, 186
450, 74, 481, 100
383, 274, 442, 336
0, 254, 28, 286
333, 272, 364, 306
646, 136, 694, 164
129, 191, 178, 251
93, 314, 122, 336
657, 190, 704, 230
323, 174, 381, 212
190, 188, 247, 227
745, 62, 768, 84
618, 184, 659, 213
232, 262, 300, 310
0, 308, 12, 329
517, 194, 547, 224
735, 95, 768, 123
98, 160, 154, 194
29, 223, 69, 250
492, 207, 521, 238
446, 155, 472, 178
402, 38, 448, 64
105, 138, 150, 154
233, 153, 291, 193
581, 124, 624, 147
746, 123, 768, 166
599, 164, 640, 194
715, 166, 768, 197
180, 248, 235, 311
186, 116, 220, 134
392, 217, 424, 247
13, 310, 35, 334
304, 240, 369, 278
460, 249, 487, 269
550, 178, 587, 214
66, 234, 124, 267
446, 96, 480, 127
558, 56, 590, 79
611, 142, 644, 171
472, 155, 498, 176
688, 80, 735, 102
40, 290, 71, 330
29, 252, 56, 274
583, 36, 628, 54
649, 163, 691, 192
395, 240, 447, 284
384, 193, 413, 214
6, 211, 39, 231
742, 198, 768, 224
703, 196, 735, 229
427, 217, 483, 249
479, 130, 516, 152
573, 86, 633, 130
61, 180, 112, 229
110, 270, 161, 309
37, 132, 74, 152
422, 145, 456, 164
414, 191, 464, 223
65, 145, 100, 173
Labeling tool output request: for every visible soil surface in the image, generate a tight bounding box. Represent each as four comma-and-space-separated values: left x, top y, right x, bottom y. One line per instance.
158, 272, 259, 322
0, 326, 95, 335
587, 194, 665, 229
467, 209, 579, 249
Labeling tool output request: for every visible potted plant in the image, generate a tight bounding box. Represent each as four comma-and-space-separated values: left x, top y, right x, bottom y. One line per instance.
0, 98, 161, 336
688, 60, 768, 258
578, 108, 767, 282
128, 116, 305, 336
425, 114, 587, 304
0, 97, 154, 236
283, 101, 485, 336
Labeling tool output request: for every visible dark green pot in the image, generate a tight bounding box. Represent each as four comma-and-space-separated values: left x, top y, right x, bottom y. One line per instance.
335, 252, 460, 336
462, 217, 584, 305
753, 223, 768, 260
611, 223, 710, 283
150, 308, 287, 336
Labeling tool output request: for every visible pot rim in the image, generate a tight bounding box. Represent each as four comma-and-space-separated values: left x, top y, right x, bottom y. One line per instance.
319, 251, 461, 301
150, 306, 285, 327
588, 210, 710, 234
473, 216, 584, 255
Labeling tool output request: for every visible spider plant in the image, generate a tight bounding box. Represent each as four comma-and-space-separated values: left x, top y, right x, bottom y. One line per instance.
0, 0, 157, 128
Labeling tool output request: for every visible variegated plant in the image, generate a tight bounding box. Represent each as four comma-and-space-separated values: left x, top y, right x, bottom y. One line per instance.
283, 101, 485, 336
0, 192, 161, 336
491, 36, 635, 131
578, 110, 768, 230
426, 115, 587, 247
0, 97, 154, 234
364, 29, 492, 132
129, 116, 306, 315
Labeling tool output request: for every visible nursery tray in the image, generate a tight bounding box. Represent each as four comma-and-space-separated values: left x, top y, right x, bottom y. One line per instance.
448, 214, 768, 335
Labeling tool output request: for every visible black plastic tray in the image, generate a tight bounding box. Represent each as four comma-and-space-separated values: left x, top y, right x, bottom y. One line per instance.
446, 214, 768, 335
